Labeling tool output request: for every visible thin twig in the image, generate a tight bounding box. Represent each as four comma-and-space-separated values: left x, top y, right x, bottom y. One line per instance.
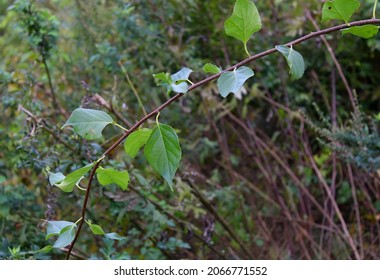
66, 18, 380, 259
41, 56, 68, 118
305, 10, 358, 115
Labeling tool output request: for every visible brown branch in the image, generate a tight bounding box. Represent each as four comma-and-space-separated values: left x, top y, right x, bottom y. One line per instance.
66, 18, 380, 259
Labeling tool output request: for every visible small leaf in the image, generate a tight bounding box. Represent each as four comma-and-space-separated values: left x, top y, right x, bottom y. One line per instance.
217, 66, 254, 98
48, 172, 65, 185
144, 123, 181, 188
62, 108, 114, 140
35, 245, 53, 253
53, 225, 76, 248
171, 82, 189, 94
54, 162, 95, 192
86, 220, 106, 235
171, 68, 192, 83
153, 72, 171, 84
154, 68, 193, 94
124, 128, 153, 158
46, 220, 75, 240
321, 0, 360, 23
203, 63, 222, 74
96, 167, 130, 191
225, 0, 262, 49
105, 232, 127, 240
276, 45, 305, 80
342, 25, 379, 39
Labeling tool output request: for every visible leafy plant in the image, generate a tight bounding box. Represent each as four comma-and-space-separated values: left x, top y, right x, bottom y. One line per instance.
2, 0, 380, 260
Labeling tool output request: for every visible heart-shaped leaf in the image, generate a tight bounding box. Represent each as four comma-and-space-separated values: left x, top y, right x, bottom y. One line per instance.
53, 224, 76, 248
203, 63, 222, 74
96, 167, 130, 191
276, 45, 305, 80
144, 123, 181, 188
46, 220, 75, 240
62, 108, 114, 140
321, 0, 360, 23
225, 0, 262, 55
217, 66, 254, 98
53, 162, 95, 192
342, 25, 379, 39
124, 128, 152, 158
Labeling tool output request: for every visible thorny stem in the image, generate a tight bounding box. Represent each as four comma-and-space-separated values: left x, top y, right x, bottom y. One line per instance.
66, 18, 380, 259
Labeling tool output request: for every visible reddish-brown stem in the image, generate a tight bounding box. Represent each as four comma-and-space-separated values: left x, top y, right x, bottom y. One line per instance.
66, 18, 380, 259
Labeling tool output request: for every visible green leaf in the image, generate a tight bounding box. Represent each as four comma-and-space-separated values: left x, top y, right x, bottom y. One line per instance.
46, 220, 75, 240
86, 220, 106, 235
62, 108, 114, 140
217, 66, 254, 98
96, 167, 130, 191
35, 245, 53, 254
153, 72, 171, 84
54, 162, 95, 192
144, 123, 181, 188
321, 0, 360, 23
124, 128, 152, 158
225, 0, 262, 53
342, 25, 379, 39
154, 68, 193, 94
153, 72, 172, 93
275, 45, 305, 80
53, 225, 76, 248
203, 63, 222, 74
48, 172, 65, 185
105, 232, 127, 240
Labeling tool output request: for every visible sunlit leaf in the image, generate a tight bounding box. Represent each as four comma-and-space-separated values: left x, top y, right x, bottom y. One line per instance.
86, 220, 106, 235
62, 108, 114, 140
144, 123, 181, 188
342, 25, 379, 39
96, 167, 130, 191
54, 162, 95, 192
217, 66, 254, 98
321, 0, 360, 23
276, 45, 305, 80
35, 245, 53, 254
203, 63, 222, 74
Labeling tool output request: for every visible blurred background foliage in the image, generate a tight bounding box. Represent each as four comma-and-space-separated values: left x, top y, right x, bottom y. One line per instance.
0, 0, 379, 259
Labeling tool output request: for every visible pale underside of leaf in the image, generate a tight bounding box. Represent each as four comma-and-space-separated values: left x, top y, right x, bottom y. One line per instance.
62, 108, 114, 140
217, 66, 254, 98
